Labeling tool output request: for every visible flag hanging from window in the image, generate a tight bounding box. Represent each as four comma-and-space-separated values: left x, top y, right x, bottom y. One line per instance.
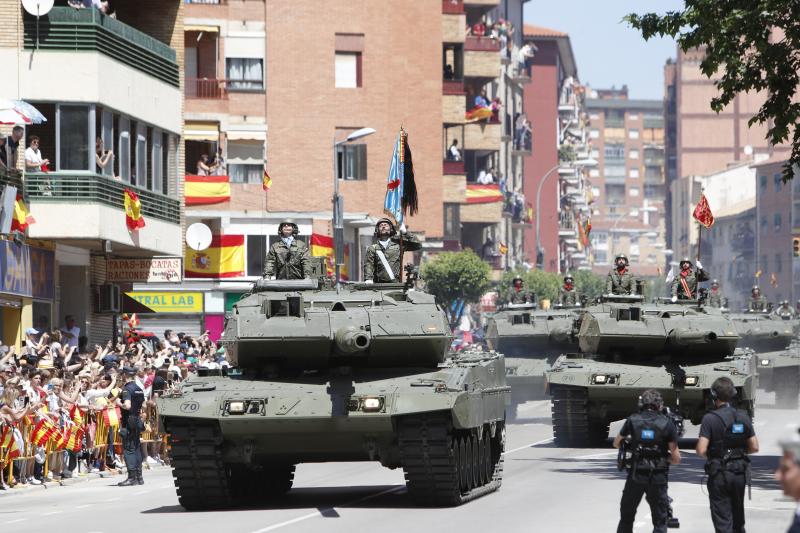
692, 194, 714, 228
263, 168, 272, 191
498, 242, 508, 255
10, 193, 35, 232
185, 235, 245, 278
124, 188, 145, 231
185, 175, 231, 205
384, 128, 418, 226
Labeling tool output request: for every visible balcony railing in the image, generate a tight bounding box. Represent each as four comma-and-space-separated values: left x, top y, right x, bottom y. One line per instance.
23, 7, 179, 87
442, 0, 464, 14
25, 173, 180, 225
464, 36, 501, 52
443, 80, 466, 95
0, 168, 24, 191
185, 78, 228, 99
443, 160, 466, 174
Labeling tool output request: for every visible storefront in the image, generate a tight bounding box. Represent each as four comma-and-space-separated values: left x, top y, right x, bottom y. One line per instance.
0, 242, 54, 348
123, 291, 205, 339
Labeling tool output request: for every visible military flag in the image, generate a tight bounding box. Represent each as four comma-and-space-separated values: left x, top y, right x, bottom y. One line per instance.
124, 188, 146, 231
692, 194, 715, 228
384, 128, 418, 227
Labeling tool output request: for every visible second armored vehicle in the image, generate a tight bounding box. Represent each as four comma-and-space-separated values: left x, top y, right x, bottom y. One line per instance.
755, 341, 800, 409
728, 310, 796, 352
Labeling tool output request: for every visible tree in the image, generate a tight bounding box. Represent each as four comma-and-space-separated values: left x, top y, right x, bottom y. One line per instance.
421, 250, 490, 328
626, 2, 800, 181
572, 270, 606, 301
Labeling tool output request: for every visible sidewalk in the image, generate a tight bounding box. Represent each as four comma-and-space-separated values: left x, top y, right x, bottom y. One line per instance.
0, 464, 170, 498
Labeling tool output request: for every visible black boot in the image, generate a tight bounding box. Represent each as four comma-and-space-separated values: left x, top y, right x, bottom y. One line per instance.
136, 469, 144, 485
117, 470, 137, 486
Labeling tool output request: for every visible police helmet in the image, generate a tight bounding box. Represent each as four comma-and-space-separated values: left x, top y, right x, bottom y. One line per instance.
614, 253, 629, 265
679, 257, 693, 267
277, 220, 299, 236
374, 218, 397, 237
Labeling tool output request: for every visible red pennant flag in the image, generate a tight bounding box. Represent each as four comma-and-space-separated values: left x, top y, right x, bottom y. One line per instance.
124, 188, 146, 231
692, 194, 715, 228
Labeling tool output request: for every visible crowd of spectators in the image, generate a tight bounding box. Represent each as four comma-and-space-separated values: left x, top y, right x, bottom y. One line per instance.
0, 320, 228, 490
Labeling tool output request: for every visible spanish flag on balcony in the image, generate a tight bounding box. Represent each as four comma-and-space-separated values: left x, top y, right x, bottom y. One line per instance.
185, 175, 231, 205
124, 188, 146, 231
310, 234, 349, 280
465, 105, 494, 122
185, 235, 245, 278
263, 168, 272, 191
10, 193, 35, 232
466, 183, 503, 204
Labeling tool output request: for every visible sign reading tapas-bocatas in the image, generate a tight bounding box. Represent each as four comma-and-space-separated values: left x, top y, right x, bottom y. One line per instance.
106, 257, 182, 283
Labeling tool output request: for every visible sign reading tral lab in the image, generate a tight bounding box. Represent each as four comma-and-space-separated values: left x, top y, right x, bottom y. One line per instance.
125, 292, 203, 313
107, 258, 182, 283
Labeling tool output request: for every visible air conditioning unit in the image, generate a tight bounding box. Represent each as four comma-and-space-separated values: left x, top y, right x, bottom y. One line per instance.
98, 284, 121, 313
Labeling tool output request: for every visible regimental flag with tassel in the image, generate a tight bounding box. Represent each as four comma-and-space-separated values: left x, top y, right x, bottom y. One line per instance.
693, 194, 715, 228
11, 193, 35, 232
262, 168, 272, 191
103, 406, 122, 428
124, 188, 146, 231
770, 272, 778, 288
384, 128, 418, 227
31, 418, 57, 447
0, 424, 20, 460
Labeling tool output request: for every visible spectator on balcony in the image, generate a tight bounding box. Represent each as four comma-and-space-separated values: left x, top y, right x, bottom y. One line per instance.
196, 154, 217, 176
514, 114, 525, 149
474, 90, 489, 108
443, 64, 454, 80
518, 42, 536, 75
211, 148, 226, 176
24, 136, 50, 172
2, 126, 23, 171
447, 139, 461, 161
95, 137, 114, 173
477, 168, 494, 185
471, 20, 486, 39
490, 97, 502, 122
481, 238, 496, 261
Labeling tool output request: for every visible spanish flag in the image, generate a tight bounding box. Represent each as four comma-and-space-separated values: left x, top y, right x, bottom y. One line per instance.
263, 168, 272, 191
0, 425, 20, 460
755, 270, 762, 278
466, 183, 503, 204
69, 404, 85, 426
10, 194, 35, 232
103, 406, 122, 428
124, 188, 146, 231
31, 418, 57, 447
310, 234, 349, 280
185, 175, 231, 205
62, 426, 83, 453
185, 235, 245, 278
465, 105, 494, 122
498, 242, 508, 255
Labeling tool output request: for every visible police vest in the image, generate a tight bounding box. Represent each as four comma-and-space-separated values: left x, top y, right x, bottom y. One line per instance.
707, 406, 749, 463
629, 412, 670, 471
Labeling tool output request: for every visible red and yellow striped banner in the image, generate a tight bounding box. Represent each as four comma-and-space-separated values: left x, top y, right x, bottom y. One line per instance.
466, 183, 503, 204
185, 235, 245, 279
185, 175, 231, 205
0, 425, 20, 460
103, 406, 122, 428
310, 234, 349, 280
31, 418, 57, 447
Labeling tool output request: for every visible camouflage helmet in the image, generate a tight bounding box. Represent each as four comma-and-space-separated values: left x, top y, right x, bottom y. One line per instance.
679, 257, 693, 267
752, 285, 761, 293
614, 253, 629, 265
512, 276, 524, 284
564, 275, 574, 283
277, 220, 299, 236
374, 218, 397, 237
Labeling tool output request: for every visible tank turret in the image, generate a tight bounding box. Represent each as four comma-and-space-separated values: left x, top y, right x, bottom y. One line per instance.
727, 311, 795, 351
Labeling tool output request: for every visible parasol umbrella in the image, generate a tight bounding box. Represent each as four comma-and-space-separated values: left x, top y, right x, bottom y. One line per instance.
0, 99, 47, 124
0, 108, 30, 125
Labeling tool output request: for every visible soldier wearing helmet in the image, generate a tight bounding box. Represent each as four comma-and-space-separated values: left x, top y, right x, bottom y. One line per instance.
263, 221, 311, 280
559, 275, 579, 306
363, 218, 420, 283
748, 285, 767, 312
774, 300, 798, 320
671, 256, 709, 301
606, 253, 637, 295
707, 279, 726, 308
505, 276, 533, 305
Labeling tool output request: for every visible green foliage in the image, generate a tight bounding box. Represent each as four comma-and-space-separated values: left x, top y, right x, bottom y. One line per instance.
572, 270, 606, 300
497, 269, 607, 304
626, 2, 800, 182
421, 250, 490, 325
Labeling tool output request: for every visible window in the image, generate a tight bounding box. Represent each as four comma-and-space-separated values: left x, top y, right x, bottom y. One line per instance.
591, 186, 600, 197
760, 255, 768, 273
628, 128, 639, 139
443, 203, 461, 240
760, 175, 767, 190
760, 216, 768, 234
335, 52, 362, 88
118, 117, 130, 181
594, 250, 607, 263
629, 149, 639, 160
227, 140, 265, 184
629, 168, 640, 179
589, 113, 600, 120
247, 235, 268, 277
589, 129, 600, 139
775, 253, 783, 273
628, 113, 639, 121
629, 186, 640, 197
58, 105, 90, 171
774, 173, 782, 192
589, 169, 599, 178
593, 232, 608, 246
774, 213, 782, 232
590, 148, 600, 158
337, 143, 367, 180
226, 58, 264, 90
604, 143, 625, 160
134, 123, 146, 188
605, 184, 626, 205
229, 165, 263, 184
605, 165, 626, 178
151, 128, 162, 192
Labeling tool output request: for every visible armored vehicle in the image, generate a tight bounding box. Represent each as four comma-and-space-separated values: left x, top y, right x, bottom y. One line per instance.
728, 311, 796, 352
485, 302, 579, 419
755, 341, 800, 409
546, 295, 755, 447
158, 278, 509, 509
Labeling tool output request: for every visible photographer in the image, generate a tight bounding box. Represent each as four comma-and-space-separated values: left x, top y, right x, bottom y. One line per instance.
613, 389, 681, 533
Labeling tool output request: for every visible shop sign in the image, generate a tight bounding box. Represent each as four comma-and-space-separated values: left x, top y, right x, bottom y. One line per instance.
0, 241, 31, 298
31, 247, 55, 300
125, 291, 203, 313
107, 257, 182, 283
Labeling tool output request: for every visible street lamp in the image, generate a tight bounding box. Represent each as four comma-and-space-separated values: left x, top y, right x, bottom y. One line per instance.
535, 157, 597, 269
333, 127, 376, 287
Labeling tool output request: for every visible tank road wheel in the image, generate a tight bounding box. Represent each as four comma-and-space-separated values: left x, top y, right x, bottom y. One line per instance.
775, 368, 800, 409
398, 416, 505, 506
550, 385, 593, 447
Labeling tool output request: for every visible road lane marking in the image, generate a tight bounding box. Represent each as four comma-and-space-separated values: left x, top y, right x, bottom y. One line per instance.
675, 502, 793, 512
247, 436, 552, 533
7, 519, 26, 524
573, 451, 617, 459
42, 511, 62, 516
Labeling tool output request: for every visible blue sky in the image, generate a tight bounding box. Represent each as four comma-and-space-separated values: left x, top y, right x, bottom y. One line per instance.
523, 0, 683, 100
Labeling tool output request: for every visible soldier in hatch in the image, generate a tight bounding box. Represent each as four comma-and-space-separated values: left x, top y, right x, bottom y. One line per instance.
363, 218, 420, 283
264, 221, 311, 280
606, 254, 637, 295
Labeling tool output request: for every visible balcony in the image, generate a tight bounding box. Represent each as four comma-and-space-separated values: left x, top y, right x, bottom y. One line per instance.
186, 78, 228, 100
0, 169, 24, 192
464, 121, 501, 151
24, 173, 181, 255
442, 3, 466, 42
464, 0, 501, 7
23, 7, 179, 87
443, 88, 466, 124
185, 0, 227, 3
443, 160, 466, 175
463, 37, 501, 79
442, 0, 464, 13
558, 213, 576, 236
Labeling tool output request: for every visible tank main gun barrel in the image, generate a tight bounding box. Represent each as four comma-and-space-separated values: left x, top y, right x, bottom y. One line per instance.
743, 329, 780, 338
667, 328, 717, 346
335, 326, 371, 354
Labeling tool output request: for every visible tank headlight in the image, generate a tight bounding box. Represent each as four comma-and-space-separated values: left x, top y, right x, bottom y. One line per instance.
361, 397, 383, 412
593, 374, 607, 384
759, 359, 771, 367
227, 400, 246, 414
684, 376, 699, 386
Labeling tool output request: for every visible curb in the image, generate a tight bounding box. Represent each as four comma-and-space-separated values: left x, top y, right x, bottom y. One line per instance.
0, 466, 168, 498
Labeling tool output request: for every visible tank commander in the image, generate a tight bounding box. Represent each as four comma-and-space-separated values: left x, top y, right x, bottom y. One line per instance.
774, 300, 798, 319
708, 279, 726, 308
363, 218, 420, 283
506, 276, 534, 305
748, 286, 768, 312
671, 257, 709, 301
614, 389, 681, 533
606, 253, 637, 295
559, 275, 579, 306
264, 221, 311, 280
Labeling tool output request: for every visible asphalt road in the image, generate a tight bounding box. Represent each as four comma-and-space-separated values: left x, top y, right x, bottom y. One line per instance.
1, 394, 796, 533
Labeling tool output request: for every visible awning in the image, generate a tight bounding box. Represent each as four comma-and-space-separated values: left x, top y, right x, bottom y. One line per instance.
184, 121, 219, 142
185, 25, 219, 33
226, 130, 266, 141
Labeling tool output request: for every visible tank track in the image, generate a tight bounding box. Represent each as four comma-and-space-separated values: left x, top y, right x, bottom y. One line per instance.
168, 419, 295, 510
550, 385, 608, 447
398, 415, 505, 506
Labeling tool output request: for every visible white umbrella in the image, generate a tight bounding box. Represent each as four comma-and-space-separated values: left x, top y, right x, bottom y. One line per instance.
0, 108, 30, 125
0, 99, 46, 124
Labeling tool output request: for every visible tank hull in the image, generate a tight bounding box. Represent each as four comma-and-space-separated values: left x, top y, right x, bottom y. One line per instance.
729, 313, 796, 352
754, 345, 800, 408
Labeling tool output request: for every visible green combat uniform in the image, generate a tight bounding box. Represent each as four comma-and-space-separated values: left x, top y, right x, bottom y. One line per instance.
774, 302, 797, 319
748, 295, 767, 312
671, 268, 709, 300
363, 233, 420, 283
606, 269, 636, 295
559, 287, 579, 306
506, 288, 533, 305
264, 238, 311, 279
707, 287, 725, 308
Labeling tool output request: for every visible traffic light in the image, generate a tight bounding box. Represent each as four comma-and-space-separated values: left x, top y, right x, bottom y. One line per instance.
794, 237, 800, 257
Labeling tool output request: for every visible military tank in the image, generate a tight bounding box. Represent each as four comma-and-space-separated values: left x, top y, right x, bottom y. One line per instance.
728, 310, 796, 352
158, 277, 509, 509
546, 295, 756, 447
485, 302, 579, 419
755, 341, 800, 409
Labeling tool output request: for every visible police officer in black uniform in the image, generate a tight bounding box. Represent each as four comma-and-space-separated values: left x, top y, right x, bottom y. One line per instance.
696, 377, 759, 533
117, 367, 146, 486
614, 389, 681, 533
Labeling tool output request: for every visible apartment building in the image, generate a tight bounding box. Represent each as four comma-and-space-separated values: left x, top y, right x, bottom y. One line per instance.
585, 88, 667, 276
0, 1, 184, 345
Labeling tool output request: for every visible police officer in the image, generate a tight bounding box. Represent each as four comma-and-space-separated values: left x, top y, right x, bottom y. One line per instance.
671, 257, 709, 301
748, 286, 768, 312
607, 253, 637, 295
506, 276, 533, 305
264, 221, 311, 280
117, 367, 146, 486
363, 218, 420, 283
696, 377, 759, 533
708, 279, 726, 308
614, 389, 681, 533
559, 275, 579, 306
